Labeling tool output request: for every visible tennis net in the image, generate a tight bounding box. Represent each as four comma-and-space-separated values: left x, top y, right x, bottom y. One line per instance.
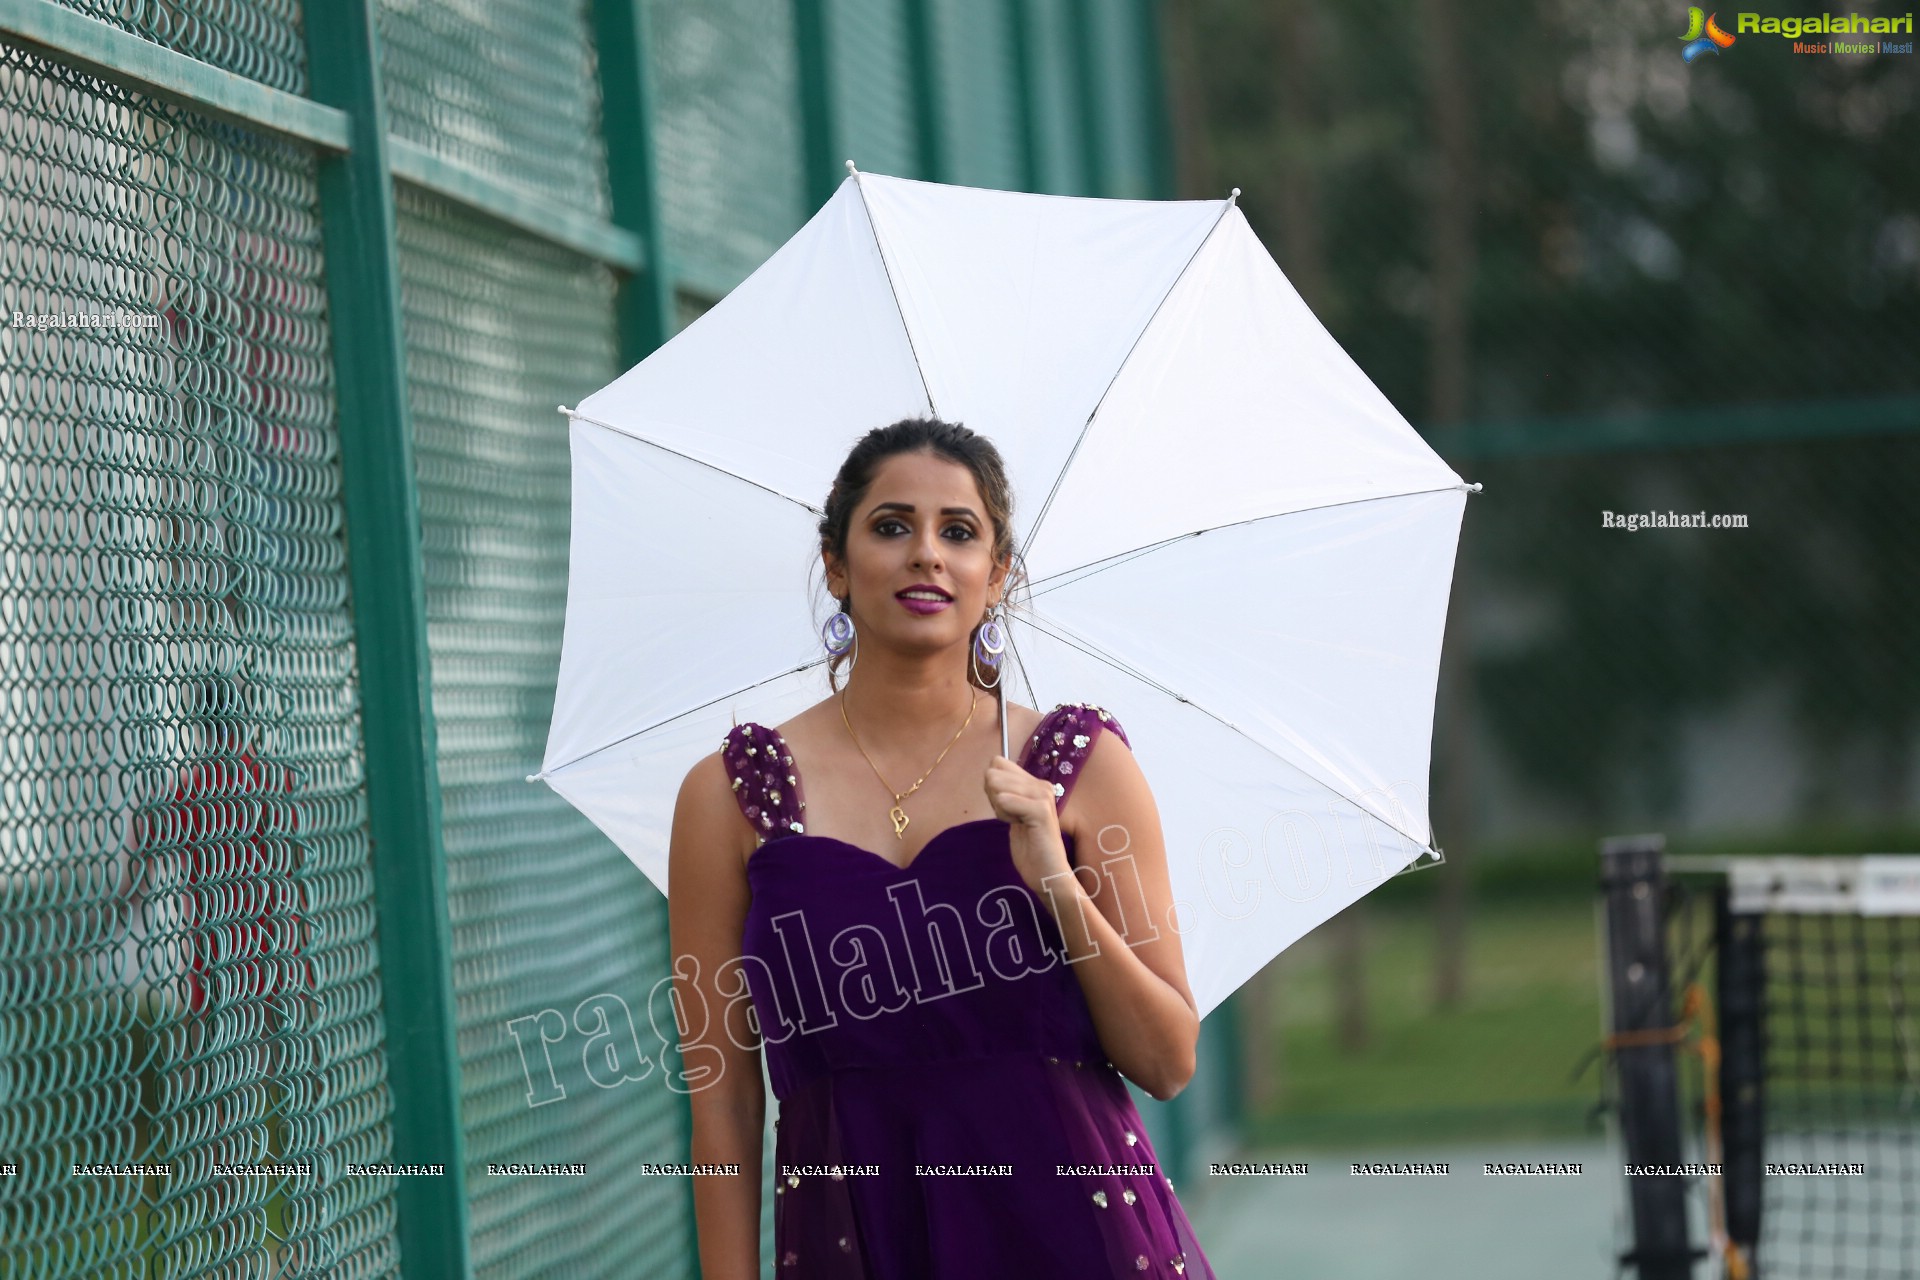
1601, 840, 1919, 1279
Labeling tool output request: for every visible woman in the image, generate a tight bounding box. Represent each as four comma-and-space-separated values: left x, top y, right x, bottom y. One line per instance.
668, 418, 1216, 1277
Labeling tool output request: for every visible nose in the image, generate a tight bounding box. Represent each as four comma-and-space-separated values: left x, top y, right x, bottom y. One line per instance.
909, 526, 943, 570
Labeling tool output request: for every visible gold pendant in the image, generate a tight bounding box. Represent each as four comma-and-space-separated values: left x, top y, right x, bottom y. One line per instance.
890, 805, 909, 838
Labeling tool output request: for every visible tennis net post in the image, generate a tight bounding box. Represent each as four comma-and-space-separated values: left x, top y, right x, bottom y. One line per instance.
1600, 833, 1698, 1280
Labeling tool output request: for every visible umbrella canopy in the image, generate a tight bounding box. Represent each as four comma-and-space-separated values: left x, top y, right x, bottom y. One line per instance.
531, 169, 1476, 1018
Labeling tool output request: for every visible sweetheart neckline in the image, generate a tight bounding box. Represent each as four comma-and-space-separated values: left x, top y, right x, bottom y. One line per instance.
747, 816, 1014, 876
747, 818, 1083, 877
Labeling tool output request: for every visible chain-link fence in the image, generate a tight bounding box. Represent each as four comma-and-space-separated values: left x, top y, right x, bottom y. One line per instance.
0, 1, 1184, 1276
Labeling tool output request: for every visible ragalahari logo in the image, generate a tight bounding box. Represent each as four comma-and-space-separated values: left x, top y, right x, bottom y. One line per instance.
1681, 7, 1737, 60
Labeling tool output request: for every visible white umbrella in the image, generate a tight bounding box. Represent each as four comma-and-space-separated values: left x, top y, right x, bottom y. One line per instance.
529, 167, 1478, 1018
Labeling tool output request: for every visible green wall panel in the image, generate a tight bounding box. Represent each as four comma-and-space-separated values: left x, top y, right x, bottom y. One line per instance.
1020, 0, 1091, 194
377, 0, 614, 219
829, 0, 918, 178
52, 0, 309, 92
645, 0, 807, 294
930, 0, 1023, 190
1084, 0, 1158, 197
393, 183, 693, 1279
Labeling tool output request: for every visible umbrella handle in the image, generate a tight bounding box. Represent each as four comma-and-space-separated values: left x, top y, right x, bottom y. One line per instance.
998, 679, 1009, 763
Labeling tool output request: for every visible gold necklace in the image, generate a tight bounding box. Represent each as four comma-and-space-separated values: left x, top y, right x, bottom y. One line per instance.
839, 685, 978, 839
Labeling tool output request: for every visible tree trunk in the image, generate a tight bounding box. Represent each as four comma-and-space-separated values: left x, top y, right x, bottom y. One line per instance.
1332, 906, 1370, 1052
1272, 0, 1333, 320
1416, 0, 1480, 1012
1159, 0, 1214, 198
1239, 955, 1282, 1114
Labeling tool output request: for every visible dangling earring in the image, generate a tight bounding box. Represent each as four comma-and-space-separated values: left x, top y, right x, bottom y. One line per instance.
823, 607, 858, 670
971, 605, 1006, 689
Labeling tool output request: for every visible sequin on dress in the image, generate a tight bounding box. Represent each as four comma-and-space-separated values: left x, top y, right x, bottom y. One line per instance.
719, 703, 1217, 1278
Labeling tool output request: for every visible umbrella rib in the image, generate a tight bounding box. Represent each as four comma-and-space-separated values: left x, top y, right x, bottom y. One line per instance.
849, 171, 939, 418
1021, 195, 1239, 560
534, 660, 828, 779
1023, 481, 1477, 599
1013, 610, 1441, 858
563, 408, 825, 517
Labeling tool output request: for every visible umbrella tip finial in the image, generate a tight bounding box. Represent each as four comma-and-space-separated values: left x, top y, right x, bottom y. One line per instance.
1467, 481, 1483, 493
1229, 187, 1241, 206
845, 159, 858, 176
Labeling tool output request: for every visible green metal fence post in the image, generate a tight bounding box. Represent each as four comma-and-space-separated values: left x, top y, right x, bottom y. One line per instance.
1137, 0, 1177, 199
1207, 994, 1244, 1153
590, 2, 697, 1272
303, 5, 473, 1276
904, 0, 947, 181
594, 0, 676, 363
794, 0, 844, 211
1066, 0, 1109, 195
1003, 0, 1043, 191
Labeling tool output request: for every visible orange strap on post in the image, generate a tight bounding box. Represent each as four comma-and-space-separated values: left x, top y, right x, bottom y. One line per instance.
1606, 984, 1750, 1279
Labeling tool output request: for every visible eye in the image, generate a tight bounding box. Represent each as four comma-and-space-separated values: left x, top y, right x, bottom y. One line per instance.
873, 518, 977, 541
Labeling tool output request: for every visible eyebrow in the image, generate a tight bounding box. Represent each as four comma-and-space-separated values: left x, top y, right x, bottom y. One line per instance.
867, 501, 979, 519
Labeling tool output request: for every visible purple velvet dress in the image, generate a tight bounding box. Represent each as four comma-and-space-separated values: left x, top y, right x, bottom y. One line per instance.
720, 702, 1216, 1278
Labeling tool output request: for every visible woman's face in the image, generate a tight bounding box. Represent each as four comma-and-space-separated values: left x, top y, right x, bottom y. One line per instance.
827, 450, 1005, 657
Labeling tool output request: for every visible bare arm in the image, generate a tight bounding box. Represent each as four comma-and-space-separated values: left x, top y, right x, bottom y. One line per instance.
985, 733, 1200, 1101
1056, 735, 1200, 1099
668, 751, 766, 1280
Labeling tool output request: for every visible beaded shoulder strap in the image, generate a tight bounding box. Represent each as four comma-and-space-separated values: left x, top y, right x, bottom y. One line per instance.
719, 722, 808, 844
1021, 702, 1130, 811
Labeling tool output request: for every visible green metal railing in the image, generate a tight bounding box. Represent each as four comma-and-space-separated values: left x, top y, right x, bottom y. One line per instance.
0, 1, 1188, 1276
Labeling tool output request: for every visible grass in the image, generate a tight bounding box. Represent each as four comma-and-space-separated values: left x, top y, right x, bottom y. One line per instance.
1246, 896, 1611, 1147
1239, 822, 1920, 1148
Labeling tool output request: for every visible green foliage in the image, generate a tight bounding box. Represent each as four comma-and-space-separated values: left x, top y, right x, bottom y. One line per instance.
1185, 0, 1920, 417
1174, 0, 1920, 836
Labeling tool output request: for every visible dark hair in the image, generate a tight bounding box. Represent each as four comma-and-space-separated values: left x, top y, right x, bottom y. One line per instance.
817, 417, 1020, 693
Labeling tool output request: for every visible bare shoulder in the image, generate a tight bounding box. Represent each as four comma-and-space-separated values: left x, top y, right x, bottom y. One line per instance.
676, 746, 736, 816
1059, 708, 1154, 834
670, 748, 756, 878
